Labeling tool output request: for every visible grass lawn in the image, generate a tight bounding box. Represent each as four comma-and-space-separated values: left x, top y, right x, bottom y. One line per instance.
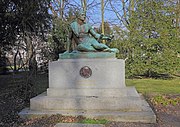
1, 71, 179, 95
126, 77, 180, 95
1, 72, 179, 96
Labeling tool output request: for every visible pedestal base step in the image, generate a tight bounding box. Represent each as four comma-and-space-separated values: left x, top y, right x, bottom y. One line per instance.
19, 91, 156, 123
19, 86, 156, 123
47, 87, 139, 97
19, 108, 156, 123
30, 92, 147, 111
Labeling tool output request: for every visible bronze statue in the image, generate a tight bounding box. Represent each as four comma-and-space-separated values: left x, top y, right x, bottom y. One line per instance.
64, 11, 119, 53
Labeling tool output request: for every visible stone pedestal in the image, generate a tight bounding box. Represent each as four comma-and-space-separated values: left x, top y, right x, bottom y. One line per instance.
19, 52, 156, 123
49, 59, 125, 88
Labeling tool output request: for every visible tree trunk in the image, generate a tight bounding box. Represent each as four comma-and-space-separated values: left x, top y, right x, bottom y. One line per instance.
101, 0, 105, 43
13, 50, 18, 72
81, 0, 87, 12
25, 34, 35, 72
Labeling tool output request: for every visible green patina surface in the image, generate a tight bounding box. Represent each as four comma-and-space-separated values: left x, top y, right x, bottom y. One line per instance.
64, 10, 119, 54
59, 52, 116, 59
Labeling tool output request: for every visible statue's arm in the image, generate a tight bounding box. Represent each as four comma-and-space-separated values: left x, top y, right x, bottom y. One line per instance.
89, 25, 101, 40
89, 24, 112, 41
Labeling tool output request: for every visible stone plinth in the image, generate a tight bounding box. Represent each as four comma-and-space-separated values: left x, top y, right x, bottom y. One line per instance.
19, 53, 156, 123
59, 52, 116, 59
49, 59, 125, 88
46, 87, 139, 97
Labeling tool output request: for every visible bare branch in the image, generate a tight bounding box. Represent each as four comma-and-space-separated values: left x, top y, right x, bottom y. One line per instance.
109, 0, 129, 28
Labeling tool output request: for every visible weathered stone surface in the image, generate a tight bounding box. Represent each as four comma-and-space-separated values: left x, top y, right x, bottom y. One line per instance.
47, 87, 139, 97
19, 107, 156, 123
49, 59, 125, 88
30, 93, 143, 111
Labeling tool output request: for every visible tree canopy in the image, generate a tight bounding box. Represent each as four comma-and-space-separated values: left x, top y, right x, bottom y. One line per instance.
110, 0, 180, 77
0, 0, 51, 71
0, 0, 179, 77
0, 0, 51, 48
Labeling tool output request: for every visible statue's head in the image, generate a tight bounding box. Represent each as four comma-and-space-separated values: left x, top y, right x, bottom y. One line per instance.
77, 10, 86, 22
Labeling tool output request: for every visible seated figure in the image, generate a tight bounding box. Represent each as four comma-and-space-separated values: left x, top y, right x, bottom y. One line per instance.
64, 11, 119, 53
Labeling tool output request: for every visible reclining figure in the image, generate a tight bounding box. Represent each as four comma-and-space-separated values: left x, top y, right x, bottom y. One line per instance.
64, 11, 119, 53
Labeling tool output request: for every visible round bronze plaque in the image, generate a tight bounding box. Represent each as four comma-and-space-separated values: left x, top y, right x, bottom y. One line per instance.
80, 66, 92, 78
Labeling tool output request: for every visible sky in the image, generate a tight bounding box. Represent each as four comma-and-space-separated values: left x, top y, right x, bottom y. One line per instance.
70, 0, 123, 27
50, 0, 124, 27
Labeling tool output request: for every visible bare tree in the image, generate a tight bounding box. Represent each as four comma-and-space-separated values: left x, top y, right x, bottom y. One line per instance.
81, 0, 87, 12
49, 0, 67, 20
109, 0, 131, 29
101, 0, 105, 35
